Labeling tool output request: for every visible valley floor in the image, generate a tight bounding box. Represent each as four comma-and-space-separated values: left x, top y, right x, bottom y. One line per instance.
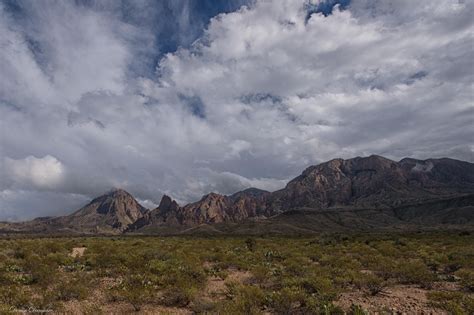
0, 232, 473, 314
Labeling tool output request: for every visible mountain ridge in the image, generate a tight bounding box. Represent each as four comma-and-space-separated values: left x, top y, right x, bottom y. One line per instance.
2, 155, 473, 234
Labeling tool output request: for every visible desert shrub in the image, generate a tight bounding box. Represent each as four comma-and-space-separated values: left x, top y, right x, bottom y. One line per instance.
190, 297, 216, 314
0, 273, 10, 286
364, 256, 397, 280
80, 303, 104, 314
11, 273, 35, 285
314, 302, 345, 315
348, 304, 368, 315
374, 241, 399, 257
428, 291, 474, 315
219, 284, 265, 315
109, 273, 154, 311
445, 263, 462, 273
45, 252, 71, 266
393, 238, 407, 247
307, 250, 323, 263
250, 264, 271, 285
85, 245, 123, 271
29, 291, 59, 312
61, 261, 90, 272
268, 286, 306, 314
0, 285, 29, 308
446, 250, 474, 269
204, 263, 228, 279
54, 276, 90, 301
12, 248, 26, 260
455, 269, 474, 292
148, 258, 206, 291
40, 240, 66, 254
22, 255, 56, 287
160, 286, 194, 307
284, 256, 310, 277
396, 259, 436, 288
264, 250, 284, 262
354, 273, 385, 296
245, 238, 257, 252
286, 275, 338, 302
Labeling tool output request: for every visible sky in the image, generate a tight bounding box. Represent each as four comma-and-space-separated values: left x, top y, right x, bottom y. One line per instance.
0, 0, 473, 221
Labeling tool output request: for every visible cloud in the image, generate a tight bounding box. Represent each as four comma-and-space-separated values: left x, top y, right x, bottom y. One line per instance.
4, 155, 65, 189
0, 0, 473, 220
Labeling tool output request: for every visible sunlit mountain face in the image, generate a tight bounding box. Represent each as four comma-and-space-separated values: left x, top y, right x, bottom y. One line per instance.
1, 0, 473, 221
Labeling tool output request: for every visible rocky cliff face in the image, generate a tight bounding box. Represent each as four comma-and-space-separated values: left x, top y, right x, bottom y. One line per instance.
129, 189, 271, 229
268, 155, 474, 212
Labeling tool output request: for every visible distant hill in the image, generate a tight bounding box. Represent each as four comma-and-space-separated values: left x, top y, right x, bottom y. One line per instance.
2, 155, 473, 235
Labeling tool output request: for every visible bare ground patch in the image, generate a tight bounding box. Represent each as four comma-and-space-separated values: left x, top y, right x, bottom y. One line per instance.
335, 284, 450, 314
203, 263, 253, 301
62, 300, 192, 314
69, 247, 86, 258
60, 276, 192, 314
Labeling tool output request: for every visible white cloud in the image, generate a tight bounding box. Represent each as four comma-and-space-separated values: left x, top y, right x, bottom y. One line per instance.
0, 0, 473, 220
5, 155, 65, 189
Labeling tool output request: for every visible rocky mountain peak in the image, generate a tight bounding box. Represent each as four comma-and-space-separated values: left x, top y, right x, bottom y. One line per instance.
61, 188, 147, 233
158, 195, 180, 213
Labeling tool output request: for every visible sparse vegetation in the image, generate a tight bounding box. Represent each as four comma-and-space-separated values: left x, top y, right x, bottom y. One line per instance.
0, 231, 472, 313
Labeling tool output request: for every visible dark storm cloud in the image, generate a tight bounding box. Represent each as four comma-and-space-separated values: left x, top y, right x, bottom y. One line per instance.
0, 0, 473, 220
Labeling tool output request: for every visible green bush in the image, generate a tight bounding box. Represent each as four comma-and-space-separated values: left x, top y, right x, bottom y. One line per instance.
220, 284, 265, 315
428, 291, 474, 315
269, 286, 306, 314
396, 260, 436, 288
354, 273, 385, 296
55, 276, 90, 301
0, 285, 29, 308
160, 286, 194, 307
109, 273, 154, 311
455, 269, 474, 292
245, 238, 257, 252
348, 304, 368, 315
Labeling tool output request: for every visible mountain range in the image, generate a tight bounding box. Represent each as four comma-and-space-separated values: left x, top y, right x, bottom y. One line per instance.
2, 155, 473, 235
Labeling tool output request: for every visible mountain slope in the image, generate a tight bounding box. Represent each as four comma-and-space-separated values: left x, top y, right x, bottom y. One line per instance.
131, 155, 474, 233
55, 189, 146, 233
268, 155, 474, 212
3, 189, 147, 234
2, 155, 473, 235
